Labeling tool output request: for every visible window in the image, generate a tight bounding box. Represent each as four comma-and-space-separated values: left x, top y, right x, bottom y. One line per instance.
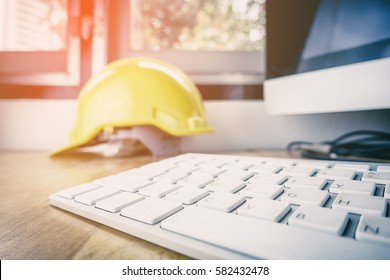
0, 0, 67, 51
109, 0, 266, 93
0, 0, 265, 99
0, 0, 81, 86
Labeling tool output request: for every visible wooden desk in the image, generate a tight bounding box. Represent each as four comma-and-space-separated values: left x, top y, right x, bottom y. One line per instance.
0, 150, 290, 260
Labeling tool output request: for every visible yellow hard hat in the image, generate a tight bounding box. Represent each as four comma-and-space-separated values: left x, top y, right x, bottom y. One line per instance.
50, 57, 213, 156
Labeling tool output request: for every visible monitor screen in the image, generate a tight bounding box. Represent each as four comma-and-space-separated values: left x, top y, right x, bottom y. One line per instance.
264, 0, 390, 115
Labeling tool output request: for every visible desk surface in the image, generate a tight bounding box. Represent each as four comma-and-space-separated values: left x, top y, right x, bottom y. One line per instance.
0, 150, 291, 260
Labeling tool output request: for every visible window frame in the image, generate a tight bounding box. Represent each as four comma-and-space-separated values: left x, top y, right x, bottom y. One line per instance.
0, 0, 104, 99
0, 0, 81, 86
108, 0, 265, 86
0, 0, 264, 100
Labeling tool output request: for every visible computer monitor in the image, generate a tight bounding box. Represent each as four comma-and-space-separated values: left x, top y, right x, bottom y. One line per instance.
264, 0, 390, 115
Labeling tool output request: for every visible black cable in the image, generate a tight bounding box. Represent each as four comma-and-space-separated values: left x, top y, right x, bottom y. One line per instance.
287, 130, 390, 162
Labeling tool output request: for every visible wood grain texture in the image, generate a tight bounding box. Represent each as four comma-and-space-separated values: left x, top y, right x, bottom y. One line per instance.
0, 150, 290, 260
0, 151, 189, 259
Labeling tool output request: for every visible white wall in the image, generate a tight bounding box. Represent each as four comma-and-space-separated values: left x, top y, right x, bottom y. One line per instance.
0, 99, 76, 151
184, 100, 390, 152
0, 99, 389, 153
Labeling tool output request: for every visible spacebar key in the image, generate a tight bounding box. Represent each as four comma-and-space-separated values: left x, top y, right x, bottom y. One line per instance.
161, 207, 271, 258
160, 206, 390, 259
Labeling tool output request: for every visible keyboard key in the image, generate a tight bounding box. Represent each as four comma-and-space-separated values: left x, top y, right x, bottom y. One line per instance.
333, 163, 370, 172
237, 198, 291, 222
284, 176, 327, 190
198, 160, 229, 169
279, 166, 316, 176
146, 161, 191, 172
94, 174, 154, 192
197, 193, 246, 212
240, 183, 284, 199
384, 184, 390, 199
74, 188, 120, 205
152, 171, 188, 183
121, 198, 183, 224
356, 215, 390, 245
288, 205, 349, 235
222, 162, 253, 171
281, 188, 329, 206
377, 166, 390, 173
264, 159, 296, 166
161, 207, 275, 259
200, 157, 224, 165
218, 170, 254, 181
139, 162, 177, 172
206, 178, 246, 193
250, 174, 288, 185
329, 180, 376, 195
171, 163, 202, 174
176, 175, 214, 188
362, 171, 390, 184
248, 164, 282, 174
121, 168, 166, 180
192, 167, 225, 177
332, 193, 387, 216
165, 188, 209, 205
95, 192, 145, 212
138, 182, 179, 198
316, 169, 356, 180
57, 183, 100, 199
295, 161, 330, 169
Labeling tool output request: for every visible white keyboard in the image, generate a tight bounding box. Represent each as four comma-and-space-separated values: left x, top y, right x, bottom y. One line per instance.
49, 153, 390, 259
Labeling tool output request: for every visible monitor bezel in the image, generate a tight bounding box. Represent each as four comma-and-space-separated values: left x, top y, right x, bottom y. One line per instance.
264, 57, 390, 115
